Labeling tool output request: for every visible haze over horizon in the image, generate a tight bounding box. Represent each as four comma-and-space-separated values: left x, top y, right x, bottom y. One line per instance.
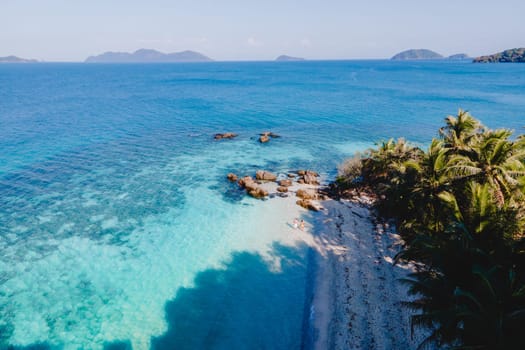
2, 0, 524, 62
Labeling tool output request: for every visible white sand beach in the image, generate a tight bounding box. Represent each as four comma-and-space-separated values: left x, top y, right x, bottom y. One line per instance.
309, 198, 419, 350
258, 180, 420, 349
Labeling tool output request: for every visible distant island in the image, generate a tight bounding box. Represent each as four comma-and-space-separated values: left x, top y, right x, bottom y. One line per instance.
0, 55, 38, 63
448, 53, 470, 60
85, 49, 212, 63
391, 49, 443, 60
473, 48, 525, 63
275, 55, 305, 61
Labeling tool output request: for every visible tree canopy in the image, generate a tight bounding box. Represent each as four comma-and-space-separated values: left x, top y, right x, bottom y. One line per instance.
337, 110, 525, 349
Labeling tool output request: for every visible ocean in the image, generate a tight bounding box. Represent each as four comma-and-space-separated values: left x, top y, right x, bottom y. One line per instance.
1, 60, 524, 349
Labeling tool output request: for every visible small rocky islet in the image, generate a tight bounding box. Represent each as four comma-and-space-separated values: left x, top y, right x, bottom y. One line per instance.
217, 131, 324, 210
213, 131, 281, 143
227, 169, 325, 211
214, 132, 238, 140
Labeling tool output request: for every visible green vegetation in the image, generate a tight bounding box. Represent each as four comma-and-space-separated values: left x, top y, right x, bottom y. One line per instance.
473, 48, 525, 63
337, 110, 525, 349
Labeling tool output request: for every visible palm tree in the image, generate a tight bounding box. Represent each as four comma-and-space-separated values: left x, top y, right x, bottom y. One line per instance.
345, 112, 525, 349
446, 129, 525, 207
439, 109, 483, 152
363, 138, 422, 217
403, 259, 525, 350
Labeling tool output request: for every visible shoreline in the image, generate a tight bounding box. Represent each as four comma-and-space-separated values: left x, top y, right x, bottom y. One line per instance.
305, 197, 419, 350
254, 177, 418, 349
256, 177, 419, 349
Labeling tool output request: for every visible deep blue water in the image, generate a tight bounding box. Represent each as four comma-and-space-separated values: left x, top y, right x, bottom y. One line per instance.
0, 60, 524, 349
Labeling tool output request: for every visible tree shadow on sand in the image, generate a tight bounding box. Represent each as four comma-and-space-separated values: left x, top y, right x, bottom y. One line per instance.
151, 243, 313, 350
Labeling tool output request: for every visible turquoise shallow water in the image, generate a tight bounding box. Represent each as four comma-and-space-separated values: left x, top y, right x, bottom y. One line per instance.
1, 60, 525, 349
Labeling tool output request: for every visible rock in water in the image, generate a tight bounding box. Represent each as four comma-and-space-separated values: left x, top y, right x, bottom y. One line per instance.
214, 132, 238, 140
255, 170, 277, 181
258, 131, 280, 143
244, 181, 259, 192
248, 187, 268, 199
236, 175, 268, 199
238, 176, 254, 188
259, 135, 270, 143
227, 173, 238, 182
303, 173, 319, 185
277, 186, 288, 193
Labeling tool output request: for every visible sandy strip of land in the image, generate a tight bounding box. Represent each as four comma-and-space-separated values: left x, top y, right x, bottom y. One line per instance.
255, 180, 421, 349
309, 197, 421, 350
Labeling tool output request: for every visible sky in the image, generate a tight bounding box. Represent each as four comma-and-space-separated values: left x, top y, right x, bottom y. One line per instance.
1, 0, 524, 61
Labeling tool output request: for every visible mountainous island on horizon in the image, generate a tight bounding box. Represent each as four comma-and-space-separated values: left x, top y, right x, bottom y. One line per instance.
5, 47, 525, 64
391, 49, 443, 60
85, 49, 212, 63
448, 53, 470, 60
275, 55, 305, 61
391, 49, 473, 61
473, 48, 525, 63
0, 55, 38, 63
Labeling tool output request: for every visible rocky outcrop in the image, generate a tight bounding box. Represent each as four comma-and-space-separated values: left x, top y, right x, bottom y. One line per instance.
473, 48, 525, 63
238, 176, 252, 187
303, 173, 319, 185
237, 176, 268, 200
248, 187, 269, 199
227, 173, 238, 182
256, 170, 277, 181
296, 189, 317, 200
238, 176, 257, 190
259, 135, 270, 143
278, 179, 293, 187
296, 199, 322, 211
296, 170, 320, 185
258, 131, 280, 143
215, 132, 238, 140
227, 167, 323, 203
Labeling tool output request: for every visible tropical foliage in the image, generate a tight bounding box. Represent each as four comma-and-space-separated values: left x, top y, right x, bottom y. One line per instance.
337, 110, 525, 349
